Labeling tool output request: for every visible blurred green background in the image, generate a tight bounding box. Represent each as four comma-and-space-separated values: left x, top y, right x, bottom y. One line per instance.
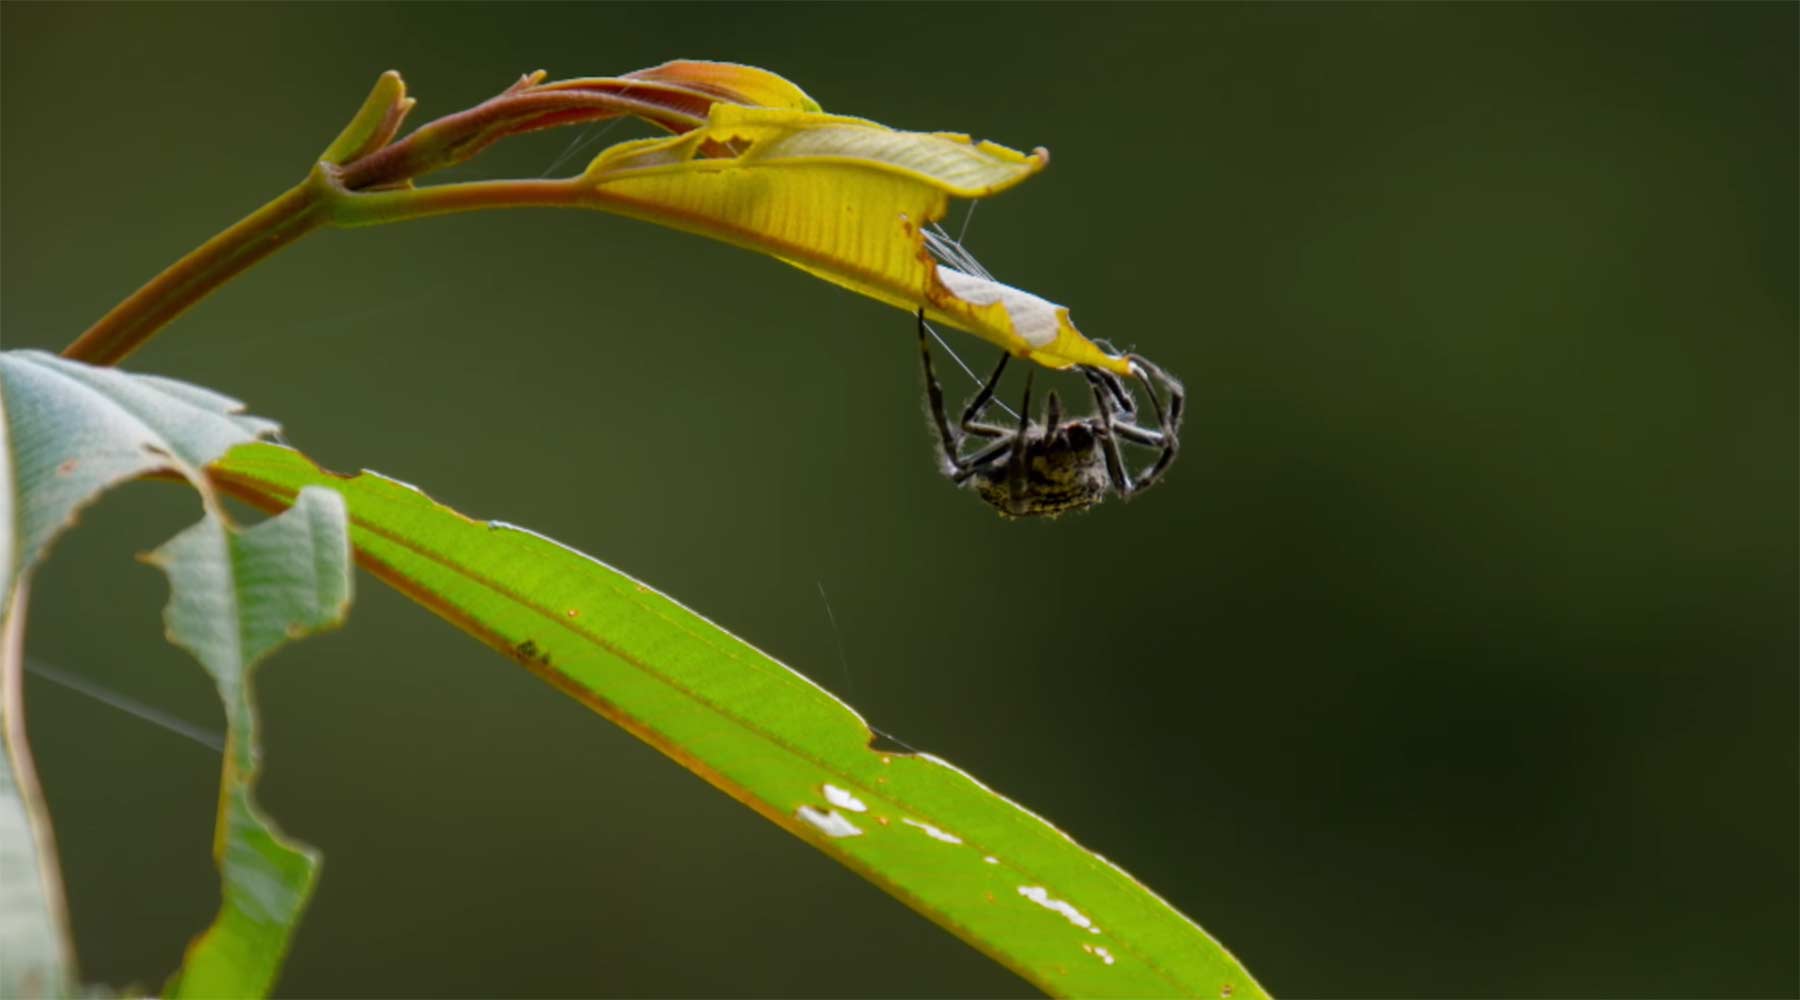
3, 3, 1794, 997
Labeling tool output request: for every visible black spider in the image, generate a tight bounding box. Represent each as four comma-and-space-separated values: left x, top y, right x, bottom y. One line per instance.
915, 310, 1183, 518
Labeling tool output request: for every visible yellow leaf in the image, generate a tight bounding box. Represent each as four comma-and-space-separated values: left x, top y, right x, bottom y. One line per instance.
530, 60, 823, 138
582, 104, 1128, 373
618, 60, 822, 114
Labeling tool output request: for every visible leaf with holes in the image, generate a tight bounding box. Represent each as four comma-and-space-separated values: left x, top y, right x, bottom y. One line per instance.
0, 350, 279, 610
209, 441, 1266, 999
0, 350, 350, 998
0, 349, 275, 997
150, 487, 351, 998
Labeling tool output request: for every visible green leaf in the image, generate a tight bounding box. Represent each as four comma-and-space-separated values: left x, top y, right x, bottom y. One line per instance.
150, 486, 351, 999
0, 350, 350, 997
211, 442, 1267, 999
0, 349, 283, 999
0, 350, 279, 611
319, 70, 412, 166
1, 580, 70, 999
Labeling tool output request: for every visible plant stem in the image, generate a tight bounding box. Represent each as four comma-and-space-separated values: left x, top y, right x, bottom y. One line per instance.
0, 580, 76, 990
327, 177, 588, 227
55, 69, 693, 367
54, 177, 574, 365
61, 171, 334, 366
55, 168, 597, 366
334, 90, 687, 192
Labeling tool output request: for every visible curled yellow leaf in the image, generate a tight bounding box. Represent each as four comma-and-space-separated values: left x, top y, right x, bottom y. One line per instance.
581, 104, 1128, 373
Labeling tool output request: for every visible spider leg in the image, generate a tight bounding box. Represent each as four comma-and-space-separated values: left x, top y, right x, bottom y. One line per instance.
1087, 376, 1134, 497
949, 438, 1016, 484
1083, 365, 1164, 446
1084, 366, 1136, 418
1109, 422, 1168, 448
916, 309, 972, 472
1044, 389, 1063, 432
1005, 368, 1036, 514
959, 350, 1012, 439
1131, 355, 1182, 437
1123, 354, 1185, 494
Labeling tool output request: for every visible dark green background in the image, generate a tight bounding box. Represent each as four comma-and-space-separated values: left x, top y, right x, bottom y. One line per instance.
3, 3, 1794, 996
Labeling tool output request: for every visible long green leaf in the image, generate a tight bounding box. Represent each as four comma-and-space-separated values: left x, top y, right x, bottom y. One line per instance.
211, 441, 1266, 998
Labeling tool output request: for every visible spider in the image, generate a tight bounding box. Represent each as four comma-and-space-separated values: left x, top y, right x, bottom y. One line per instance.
915, 310, 1184, 518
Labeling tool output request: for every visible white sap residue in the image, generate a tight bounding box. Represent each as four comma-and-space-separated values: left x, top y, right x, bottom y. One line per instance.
901, 818, 963, 844
1018, 885, 1100, 934
821, 784, 867, 813
796, 806, 862, 839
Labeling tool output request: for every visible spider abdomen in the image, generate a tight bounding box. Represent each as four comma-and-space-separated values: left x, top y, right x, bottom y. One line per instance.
972, 423, 1114, 518
915, 309, 1183, 520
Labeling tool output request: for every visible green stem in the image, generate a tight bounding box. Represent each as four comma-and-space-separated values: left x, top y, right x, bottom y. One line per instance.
57, 171, 591, 366
60, 170, 334, 366
56, 69, 692, 367
327, 177, 588, 227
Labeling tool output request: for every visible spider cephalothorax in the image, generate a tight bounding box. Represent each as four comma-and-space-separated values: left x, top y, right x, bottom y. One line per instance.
916, 311, 1184, 518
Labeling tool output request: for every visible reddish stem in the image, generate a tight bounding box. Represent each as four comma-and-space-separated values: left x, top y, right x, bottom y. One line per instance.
338, 89, 694, 191
61, 173, 331, 366
60, 75, 697, 367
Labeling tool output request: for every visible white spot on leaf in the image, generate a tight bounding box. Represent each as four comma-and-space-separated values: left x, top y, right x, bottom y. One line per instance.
1018, 886, 1100, 934
937, 266, 1061, 348
901, 818, 963, 844
821, 784, 867, 813
796, 806, 862, 838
